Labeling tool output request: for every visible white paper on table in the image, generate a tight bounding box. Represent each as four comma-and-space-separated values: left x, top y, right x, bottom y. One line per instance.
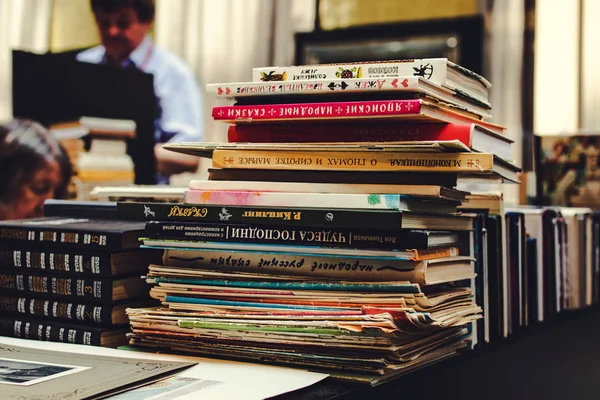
0, 337, 328, 400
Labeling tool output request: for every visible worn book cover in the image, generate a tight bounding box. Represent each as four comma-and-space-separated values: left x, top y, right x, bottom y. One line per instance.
0, 217, 146, 251
207, 76, 491, 116
0, 343, 195, 399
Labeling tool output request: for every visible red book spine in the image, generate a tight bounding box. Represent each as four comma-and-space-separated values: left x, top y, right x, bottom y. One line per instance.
228, 123, 473, 146
212, 99, 423, 121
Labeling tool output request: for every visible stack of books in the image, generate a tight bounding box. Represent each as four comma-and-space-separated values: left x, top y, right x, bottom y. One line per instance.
49, 117, 137, 200
0, 212, 161, 347
121, 58, 521, 384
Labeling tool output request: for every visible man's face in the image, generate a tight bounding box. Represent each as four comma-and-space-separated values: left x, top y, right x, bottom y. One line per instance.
93, 7, 151, 62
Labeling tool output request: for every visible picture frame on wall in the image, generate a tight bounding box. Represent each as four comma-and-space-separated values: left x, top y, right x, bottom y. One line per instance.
294, 15, 485, 75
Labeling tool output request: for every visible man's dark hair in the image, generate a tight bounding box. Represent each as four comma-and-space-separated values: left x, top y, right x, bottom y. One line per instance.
90, 0, 155, 23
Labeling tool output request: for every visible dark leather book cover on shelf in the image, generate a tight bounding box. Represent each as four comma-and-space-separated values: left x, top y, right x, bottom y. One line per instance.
43, 199, 118, 219
0, 270, 150, 303
0, 245, 162, 278
0, 295, 157, 326
505, 211, 526, 332
526, 235, 538, 323
592, 211, 600, 304
0, 216, 146, 251
485, 214, 505, 341
458, 209, 488, 346
0, 315, 128, 346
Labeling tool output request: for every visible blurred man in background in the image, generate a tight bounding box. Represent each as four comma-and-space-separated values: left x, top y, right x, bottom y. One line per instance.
77, 0, 203, 184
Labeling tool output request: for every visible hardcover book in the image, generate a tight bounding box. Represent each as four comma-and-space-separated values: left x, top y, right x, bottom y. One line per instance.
226, 122, 512, 160
152, 255, 474, 286
207, 76, 491, 116
251, 58, 491, 105
0, 271, 150, 303
211, 98, 504, 130
0, 316, 129, 347
184, 188, 468, 206
207, 149, 520, 182
0, 217, 146, 251
116, 200, 462, 228
146, 228, 460, 258
187, 179, 469, 199
0, 295, 156, 326
0, 246, 162, 277
143, 218, 472, 251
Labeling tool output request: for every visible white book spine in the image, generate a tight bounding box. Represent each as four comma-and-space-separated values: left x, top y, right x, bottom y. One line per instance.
252, 59, 451, 85
184, 190, 420, 209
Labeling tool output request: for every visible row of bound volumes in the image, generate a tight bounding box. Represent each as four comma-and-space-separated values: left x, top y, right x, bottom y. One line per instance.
0, 215, 160, 346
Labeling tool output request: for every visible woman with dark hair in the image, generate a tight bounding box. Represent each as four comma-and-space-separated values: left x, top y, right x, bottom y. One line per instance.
0, 119, 72, 220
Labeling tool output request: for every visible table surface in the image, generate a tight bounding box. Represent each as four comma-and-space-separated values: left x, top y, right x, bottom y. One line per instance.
271, 306, 600, 400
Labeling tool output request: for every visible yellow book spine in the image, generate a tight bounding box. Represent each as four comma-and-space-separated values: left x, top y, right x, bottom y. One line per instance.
212, 150, 494, 172
410, 247, 459, 261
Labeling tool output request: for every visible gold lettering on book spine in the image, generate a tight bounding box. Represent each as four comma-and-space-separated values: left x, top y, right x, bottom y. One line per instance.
0, 295, 17, 310
167, 205, 208, 218
1, 228, 27, 240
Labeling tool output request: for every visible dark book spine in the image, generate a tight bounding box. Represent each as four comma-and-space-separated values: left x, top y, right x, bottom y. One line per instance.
117, 202, 402, 229
0, 295, 114, 325
145, 221, 431, 250
0, 316, 104, 346
117, 202, 403, 230
0, 272, 112, 302
0, 248, 113, 276
0, 226, 122, 250
43, 199, 117, 218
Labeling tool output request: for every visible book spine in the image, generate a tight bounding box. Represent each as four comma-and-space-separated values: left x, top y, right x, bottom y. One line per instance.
211, 99, 423, 121
163, 248, 421, 281
0, 248, 113, 276
146, 221, 430, 251
252, 60, 449, 84
0, 272, 112, 302
227, 123, 474, 144
212, 149, 494, 172
0, 227, 121, 250
0, 316, 104, 345
0, 295, 114, 325
184, 190, 432, 209
43, 200, 117, 219
209, 77, 426, 97
117, 202, 403, 229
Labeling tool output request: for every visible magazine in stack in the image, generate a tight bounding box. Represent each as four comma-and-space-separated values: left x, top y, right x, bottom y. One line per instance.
121, 58, 521, 385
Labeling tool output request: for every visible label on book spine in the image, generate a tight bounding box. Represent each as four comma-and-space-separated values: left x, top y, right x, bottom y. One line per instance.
1, 249, 113, 276
147, 221, 427, 251
0, 272, 108, 301
212, 99, 423, 121
212, 149, 494, 172
118, 202, 404, 230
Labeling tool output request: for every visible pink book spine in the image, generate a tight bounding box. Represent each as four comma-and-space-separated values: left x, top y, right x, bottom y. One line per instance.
211, 99, 423, 121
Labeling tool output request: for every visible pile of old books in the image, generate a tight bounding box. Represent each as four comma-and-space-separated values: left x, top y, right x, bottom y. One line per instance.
0, 203, 161, 347
124, 58, 520, 384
